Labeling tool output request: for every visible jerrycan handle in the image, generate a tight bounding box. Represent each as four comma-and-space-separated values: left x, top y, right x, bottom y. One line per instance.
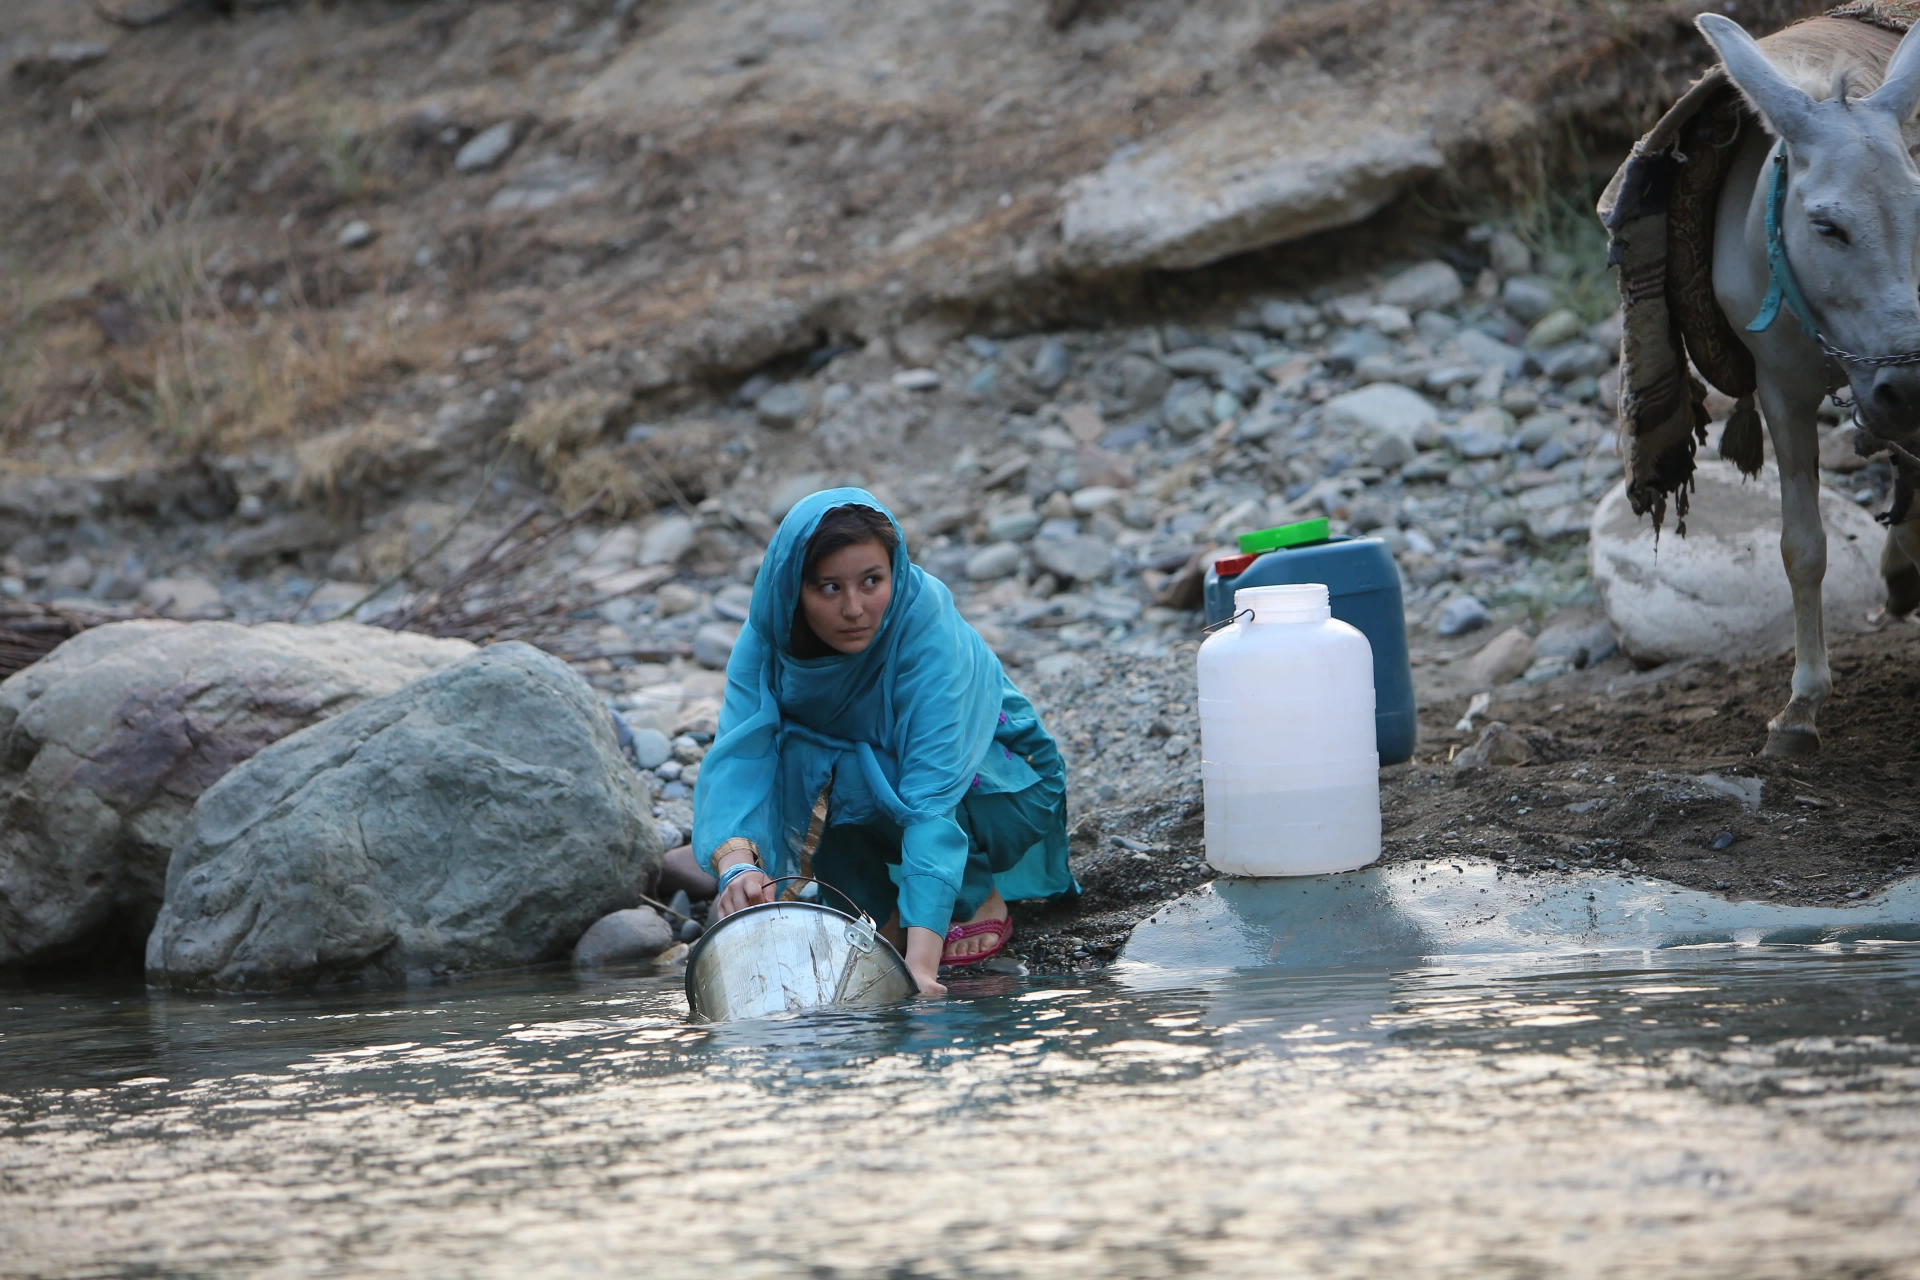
1201, 608, 1254, 635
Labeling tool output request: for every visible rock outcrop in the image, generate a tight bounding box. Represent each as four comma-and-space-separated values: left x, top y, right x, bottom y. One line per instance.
146, 644, 662, 992
1060, 115, 1443, 272
0, 621, 474, 971
1589, 462, 1885, 667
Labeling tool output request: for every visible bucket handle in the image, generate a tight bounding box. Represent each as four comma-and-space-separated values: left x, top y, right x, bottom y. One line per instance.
759, 875, 871, 925
760, 875, 885, 963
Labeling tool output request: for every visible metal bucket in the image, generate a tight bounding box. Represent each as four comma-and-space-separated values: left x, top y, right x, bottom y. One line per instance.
684, 878, 916, 1022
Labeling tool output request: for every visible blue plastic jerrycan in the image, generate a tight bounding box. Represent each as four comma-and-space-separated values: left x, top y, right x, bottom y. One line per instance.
1203, 522, 1416, 765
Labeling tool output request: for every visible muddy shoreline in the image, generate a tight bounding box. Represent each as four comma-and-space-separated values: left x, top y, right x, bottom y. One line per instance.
1009, 624, 1920, 974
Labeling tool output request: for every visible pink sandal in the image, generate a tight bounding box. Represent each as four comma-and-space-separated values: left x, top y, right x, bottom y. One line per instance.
941, 915, 1013, 968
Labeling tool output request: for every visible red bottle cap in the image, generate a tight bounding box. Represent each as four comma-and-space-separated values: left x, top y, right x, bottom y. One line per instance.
1213, 552, 1258, 578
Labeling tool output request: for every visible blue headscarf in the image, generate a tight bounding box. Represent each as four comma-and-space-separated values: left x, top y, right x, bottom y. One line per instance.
691, 489, 1008, 896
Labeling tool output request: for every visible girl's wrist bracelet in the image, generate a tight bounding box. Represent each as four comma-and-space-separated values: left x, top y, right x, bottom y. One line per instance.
715, 862, 764, 898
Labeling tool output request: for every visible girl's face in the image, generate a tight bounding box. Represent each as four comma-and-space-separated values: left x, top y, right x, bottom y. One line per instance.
799, 539, 893, 654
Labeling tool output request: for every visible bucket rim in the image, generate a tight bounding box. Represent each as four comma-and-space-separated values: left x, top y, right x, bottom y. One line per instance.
683, 897, 914, 1021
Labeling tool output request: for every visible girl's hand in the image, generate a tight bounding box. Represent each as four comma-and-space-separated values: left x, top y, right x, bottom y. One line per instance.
713, 869, 775, 920
711, 844, 774, 921
903, 927, 947, 997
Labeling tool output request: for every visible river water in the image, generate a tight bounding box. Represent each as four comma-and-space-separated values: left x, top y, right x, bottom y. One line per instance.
4, 945, 1918, 1278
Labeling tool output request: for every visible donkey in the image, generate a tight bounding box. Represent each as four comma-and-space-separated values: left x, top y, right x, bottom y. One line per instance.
1699, 13, 1920, 756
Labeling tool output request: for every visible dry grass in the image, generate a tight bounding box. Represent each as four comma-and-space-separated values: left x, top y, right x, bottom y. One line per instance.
507, 391, 621, 466
316, 109, 384, 201
551, 443, 663, 519
2, 116, 437, 458
549, 421, 742, 518
294, 417, 436, 504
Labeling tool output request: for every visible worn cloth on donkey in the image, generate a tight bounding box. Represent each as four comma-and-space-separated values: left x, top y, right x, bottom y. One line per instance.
1597, 4, 1917, 532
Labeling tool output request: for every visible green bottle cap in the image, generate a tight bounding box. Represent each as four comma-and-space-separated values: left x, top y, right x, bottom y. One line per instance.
1237, 517, 1330, 555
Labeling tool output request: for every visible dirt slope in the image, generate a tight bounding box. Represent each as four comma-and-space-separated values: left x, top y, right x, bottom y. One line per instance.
4, 0, 1819, 479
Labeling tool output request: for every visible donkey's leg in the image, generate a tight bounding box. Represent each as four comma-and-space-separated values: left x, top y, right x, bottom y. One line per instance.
1888, 520, 1920, 619
1759, 378, 1830, 756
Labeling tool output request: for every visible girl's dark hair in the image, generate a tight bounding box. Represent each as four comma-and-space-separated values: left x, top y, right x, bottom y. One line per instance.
789, 505, 898, 657
801, 505, 897, 582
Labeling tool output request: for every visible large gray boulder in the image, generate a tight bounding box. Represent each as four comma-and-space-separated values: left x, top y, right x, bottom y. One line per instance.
146, 643, 661, 992
1060, 112, 1442, 271
1589, 462, 1884, 666
0, 621, 474, 971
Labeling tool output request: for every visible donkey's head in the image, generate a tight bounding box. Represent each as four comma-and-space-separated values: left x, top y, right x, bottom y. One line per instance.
1702, 14, 1920, 439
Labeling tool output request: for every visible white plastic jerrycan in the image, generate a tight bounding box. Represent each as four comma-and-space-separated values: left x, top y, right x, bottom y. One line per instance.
1196, 583, 1382, 877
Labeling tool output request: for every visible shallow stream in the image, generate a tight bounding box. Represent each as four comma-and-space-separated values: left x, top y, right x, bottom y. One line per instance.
4, 939, 1918, 1277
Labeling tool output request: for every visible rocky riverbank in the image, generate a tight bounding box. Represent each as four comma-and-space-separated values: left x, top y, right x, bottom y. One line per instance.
6, 240, 1917, 984
6, 0, 1916, 988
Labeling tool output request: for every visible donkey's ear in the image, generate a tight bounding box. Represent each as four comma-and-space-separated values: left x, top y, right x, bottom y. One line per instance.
1698, 14, 1815, 140
1864, 19, 1920, 122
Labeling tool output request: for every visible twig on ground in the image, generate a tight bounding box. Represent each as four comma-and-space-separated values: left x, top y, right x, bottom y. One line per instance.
0, 601, 154, 678
366, 488, 615, 648
334, 452, 514, 621
634, 891, 693, 924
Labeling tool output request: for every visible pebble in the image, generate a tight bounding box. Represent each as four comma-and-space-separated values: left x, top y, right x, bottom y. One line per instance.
1324, 328, 1392, 373
1525, 308, 1584, 349
1514, 412, 1570, 450
1032, 533, 1113, 583
455, 121, 517, 172
693, 622, 741, 669
1366, 433, 1416, 471
46, 554, 92, 592
89, 563, 145, 601
337, 220, 374, 249
1500, 277, 1556, 323
655, 582, 700, 617
1321, 383, 1438, 440
1446, 427, 1510, 460
966, 542, 1024, 581
987, 508, 1041, 542
639, 514, 697, 565
627, 726, 673, 770
1031, 339, 1071, 391
892, 368, 941, 391
768, 472, 829, 520
1381, 260, 1466, 312
755, 382, 811, 427
1462, 627, 1535, 688
1534, 618, 1618, 668
1162, 384, 1214, 438
573, 908, 675, 968
1457, 328, 1526, 377
1436, 595, 1492, 637
1536, 342, 1611, 380
139, 577, 224, 619
1162, 347, 1249, 381
1488, 231, 1532, 278
1070, 485, 1127, 515
711, 583, 753, 621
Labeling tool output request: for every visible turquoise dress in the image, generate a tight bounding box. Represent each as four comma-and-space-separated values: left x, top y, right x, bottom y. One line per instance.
691, 489, 1074, 932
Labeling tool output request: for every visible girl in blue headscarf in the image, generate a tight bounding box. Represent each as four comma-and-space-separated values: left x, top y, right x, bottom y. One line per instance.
690, 488, 1074, 995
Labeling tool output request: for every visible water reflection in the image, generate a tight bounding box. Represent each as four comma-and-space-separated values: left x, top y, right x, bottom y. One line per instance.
3, 946, 1917, 1277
